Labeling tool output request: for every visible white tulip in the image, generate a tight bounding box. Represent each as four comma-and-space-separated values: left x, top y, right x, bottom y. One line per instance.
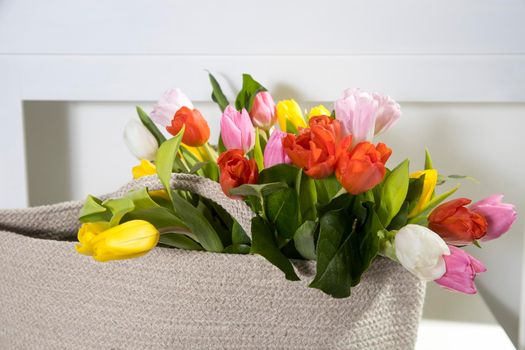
123, 120, 159, 161
395, 224, 450, 281
150, 88, 194, 127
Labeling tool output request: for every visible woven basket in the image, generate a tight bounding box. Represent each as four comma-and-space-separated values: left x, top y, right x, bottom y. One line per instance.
0, 174, 425, 350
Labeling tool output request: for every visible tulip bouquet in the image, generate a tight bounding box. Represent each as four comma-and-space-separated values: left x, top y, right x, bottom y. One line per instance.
76, 73, 517, 298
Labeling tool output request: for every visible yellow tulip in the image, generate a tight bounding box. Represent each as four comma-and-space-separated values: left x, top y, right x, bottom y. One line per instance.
75, 222, 109, 255
182, 144, 206, 162
132, 159, 157, 179
276, 99, 307, 132
76, 220, 160, 262
308, 104, 331, 120
408, 169, 438, 218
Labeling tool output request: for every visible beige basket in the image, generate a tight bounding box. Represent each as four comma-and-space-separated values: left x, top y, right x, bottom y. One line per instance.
0, 174, 425, 350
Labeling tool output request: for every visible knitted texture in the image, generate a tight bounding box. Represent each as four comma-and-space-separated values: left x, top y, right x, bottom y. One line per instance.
0, 174, 425, 350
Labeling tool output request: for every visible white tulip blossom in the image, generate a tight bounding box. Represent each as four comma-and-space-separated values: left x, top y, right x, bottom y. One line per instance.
395, 224, 450, 281
150, 88, 194, 127
123, 120, 159, 161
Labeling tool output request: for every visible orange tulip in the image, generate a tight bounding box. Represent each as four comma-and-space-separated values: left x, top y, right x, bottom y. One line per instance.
282, 124, 338, 179
308, 115, 342, 143
166, 106, 210, 147
217, 149, 259, 198
428, 198, 488, 245
335, 137, 392, 195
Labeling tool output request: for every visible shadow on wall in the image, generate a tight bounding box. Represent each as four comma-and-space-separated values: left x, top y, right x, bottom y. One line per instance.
24, 101, 73, 206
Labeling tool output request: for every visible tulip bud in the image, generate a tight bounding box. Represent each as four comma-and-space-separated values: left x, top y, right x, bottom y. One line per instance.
276, 99, 307, 132
76, 220, 159, 262
217, 149, 258, 198
123, 119, 159, 161
408, 169, 438, 218
150, 88, 194, 127
428, 198, 488, 245
470, 195, 518, 242
308, 104, 331, 120
434, 245, 486, 294
166, 107, 210, 147
249, 91, 277, 130
263, 129, 291, 168
220, 105, 256, 153
395, 224, 450, 281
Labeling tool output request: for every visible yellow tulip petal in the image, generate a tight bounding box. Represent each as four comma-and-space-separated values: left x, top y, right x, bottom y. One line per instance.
88, 220, 159, 262
408, 169, 438, 218
132, 159, 157, 179
308, 104, 331, 120
276, 99, 307, 132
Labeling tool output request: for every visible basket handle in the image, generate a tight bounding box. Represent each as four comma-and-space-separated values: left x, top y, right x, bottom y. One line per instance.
0, 173, 254, 240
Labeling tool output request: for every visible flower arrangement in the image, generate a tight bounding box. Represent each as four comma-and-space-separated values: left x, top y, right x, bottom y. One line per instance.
76, 73, 517, 298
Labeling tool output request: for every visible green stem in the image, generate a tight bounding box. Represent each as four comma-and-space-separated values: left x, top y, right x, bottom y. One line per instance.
203, 142, 218, 162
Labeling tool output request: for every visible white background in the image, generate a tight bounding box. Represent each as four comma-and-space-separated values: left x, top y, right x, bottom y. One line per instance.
1, 0, 524, 348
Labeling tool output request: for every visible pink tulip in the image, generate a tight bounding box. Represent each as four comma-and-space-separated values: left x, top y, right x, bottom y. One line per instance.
372, 92, 401, 136
220, 105, 255, 153
434, 245, 486, 294
263, 129, 291, 168
250, 91, 277, 130
150, 88, 194, 127
470, 194, 518, 241
334, 89, 400, 143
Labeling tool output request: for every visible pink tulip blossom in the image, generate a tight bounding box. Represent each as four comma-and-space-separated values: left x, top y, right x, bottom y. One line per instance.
150, 88, 194, 127
263, 129, 291, 168
470, 194, 518, 241
334, 89, 400, 144
434, 245, 486, 294
372, 92, 401, 136
220, 105, 255, 153
249, 91, 277, 130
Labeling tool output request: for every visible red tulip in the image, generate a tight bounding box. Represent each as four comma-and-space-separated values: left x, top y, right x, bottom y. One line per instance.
166, 106, 210, 147
282, 125, 338, 179
335, 137, 392, 195
428, 198, 488, 245
217, 149, 258, 198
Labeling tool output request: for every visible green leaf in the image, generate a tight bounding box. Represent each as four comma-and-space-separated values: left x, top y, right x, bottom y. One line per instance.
208, 72, 230, 112
170, 191, 224, 252
387, 201, 409, 230
377, 159, 409, 227
309, 209, 353, 297
229, 182, 288, 199
250, 216, 299, 281
223, 244, 251, 254
424, 148, 433, 170
121, 188, 187, 228
155, 127, 185, 199
235, 74, 267, 111
265, 187, 300, 240
136, 106, 167, 146
102, 197, 135, 227
310, 202, 382, 298
232, 221, 251, 245
285, 118, 299, 134
293, 220, 317, 260
254, 128, 264, 172
315, 175, 342, 206
79, 195, 111, 223
159, 233, 204, 251
259, 163, 300, 188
